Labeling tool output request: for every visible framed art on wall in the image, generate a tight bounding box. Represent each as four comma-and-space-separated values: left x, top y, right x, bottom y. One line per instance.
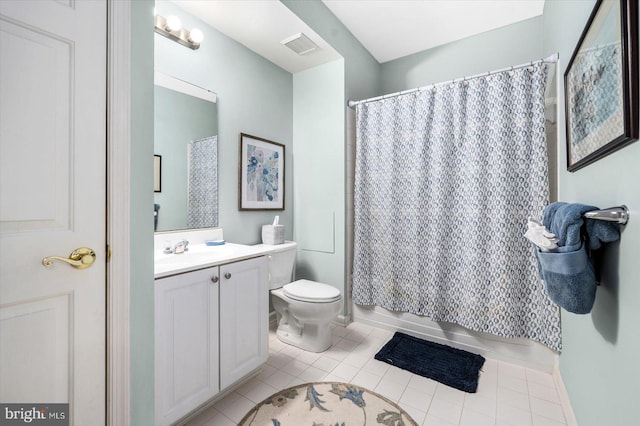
564, 0, 638, 172
239, 133, 285, 210
154, 155, 162, 192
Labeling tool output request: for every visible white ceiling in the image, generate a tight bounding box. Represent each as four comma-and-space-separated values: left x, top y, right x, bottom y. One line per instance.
322, 0, 545, 63
173, 0, 545, 73
173, 1, 342, 73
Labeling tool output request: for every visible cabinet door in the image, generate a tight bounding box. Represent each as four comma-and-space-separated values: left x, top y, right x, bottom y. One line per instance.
220, 256, 268, 389
155, 268, 219, 426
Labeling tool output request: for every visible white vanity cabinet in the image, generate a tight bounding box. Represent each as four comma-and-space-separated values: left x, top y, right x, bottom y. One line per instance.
154, 256, 267, 426
155, 266, 220, 426
219, 257, 269, 389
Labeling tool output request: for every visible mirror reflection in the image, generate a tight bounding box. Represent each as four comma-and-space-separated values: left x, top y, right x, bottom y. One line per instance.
153, 73, 218, 232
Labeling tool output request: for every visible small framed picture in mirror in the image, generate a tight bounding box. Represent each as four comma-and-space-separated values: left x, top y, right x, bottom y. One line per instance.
239, 133, 284, 210
154, 155, 162, 192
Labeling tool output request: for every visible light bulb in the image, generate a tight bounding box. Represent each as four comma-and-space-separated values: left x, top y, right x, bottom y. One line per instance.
189, 28, 204, 44
165, 15, 182, 32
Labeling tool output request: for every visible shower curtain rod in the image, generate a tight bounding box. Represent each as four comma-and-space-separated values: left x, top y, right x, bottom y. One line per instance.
347, 52, 559, 109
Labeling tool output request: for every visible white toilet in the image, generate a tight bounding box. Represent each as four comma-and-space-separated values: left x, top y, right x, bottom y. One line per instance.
266, 241, 342, 353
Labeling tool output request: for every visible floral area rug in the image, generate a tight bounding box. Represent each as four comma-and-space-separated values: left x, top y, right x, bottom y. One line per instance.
239, 382, 417, 426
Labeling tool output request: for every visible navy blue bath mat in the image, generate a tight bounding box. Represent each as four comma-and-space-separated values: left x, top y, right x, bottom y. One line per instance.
375, 332, 485, 393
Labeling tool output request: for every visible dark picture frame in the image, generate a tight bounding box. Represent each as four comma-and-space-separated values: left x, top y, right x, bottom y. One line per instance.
564, 0, 638, 172
238, 133, 285, 210
153, 155, 162, 192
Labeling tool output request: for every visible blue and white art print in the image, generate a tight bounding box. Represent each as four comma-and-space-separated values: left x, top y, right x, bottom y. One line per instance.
239, 133, 285, 210
564, 0, 638, 171
566, 42, 623, 164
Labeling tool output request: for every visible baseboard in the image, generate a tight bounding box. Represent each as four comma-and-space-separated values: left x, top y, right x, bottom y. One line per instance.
333, 314, 352, 327
269, 311, 352, 328
353, 305, 558, 372
552, 362, 578, 426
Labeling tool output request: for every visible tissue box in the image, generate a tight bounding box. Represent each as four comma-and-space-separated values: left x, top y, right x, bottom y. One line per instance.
262, 224, 285, 245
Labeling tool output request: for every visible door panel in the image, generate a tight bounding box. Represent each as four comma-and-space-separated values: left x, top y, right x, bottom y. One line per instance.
0, 18, 72, 232
219, 257, 268, 389
155, 268, 219, 426
0, 1, 106, 424
0, 294, 70, 402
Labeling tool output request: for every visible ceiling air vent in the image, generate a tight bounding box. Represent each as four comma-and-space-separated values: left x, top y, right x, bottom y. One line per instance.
281, 33, 319, 55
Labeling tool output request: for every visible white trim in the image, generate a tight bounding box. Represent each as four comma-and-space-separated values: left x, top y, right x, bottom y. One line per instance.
154, 71, 217, 103
107, 2, 131, 425
270, 311, 351, 328
552, 363, 578, 426
333, 314, 352, 327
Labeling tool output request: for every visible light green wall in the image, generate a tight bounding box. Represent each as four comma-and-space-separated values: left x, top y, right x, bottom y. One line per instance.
282, 0, 379, 318
543, 1, 640, 425
380, 16, 544, 93
293, 59, 346, 311
131, 2, 294, 423
131, 2, 640, 424
155, 1, 293, 245
130, 1, 155, 425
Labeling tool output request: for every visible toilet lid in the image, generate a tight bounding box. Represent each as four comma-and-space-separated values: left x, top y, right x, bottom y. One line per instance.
283, 280, 341, 303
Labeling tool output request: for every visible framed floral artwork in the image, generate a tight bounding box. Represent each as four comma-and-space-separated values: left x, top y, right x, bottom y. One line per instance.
239, 133, 285, 210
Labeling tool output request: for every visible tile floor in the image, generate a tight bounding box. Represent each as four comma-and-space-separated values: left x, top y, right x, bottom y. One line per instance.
186, 322, 569, 426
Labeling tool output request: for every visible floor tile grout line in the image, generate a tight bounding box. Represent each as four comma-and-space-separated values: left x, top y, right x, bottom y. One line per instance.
192, 324, 566, 426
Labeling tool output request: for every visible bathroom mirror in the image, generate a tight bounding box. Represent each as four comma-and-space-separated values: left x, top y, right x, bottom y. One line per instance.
153, 72, 218, 232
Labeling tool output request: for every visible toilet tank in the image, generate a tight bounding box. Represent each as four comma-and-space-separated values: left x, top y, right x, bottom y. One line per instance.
267, 241, 297, 290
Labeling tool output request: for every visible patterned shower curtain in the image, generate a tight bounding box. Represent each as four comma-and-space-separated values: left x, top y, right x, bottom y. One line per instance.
187, 135, 218, 228
352, 63, 561, 351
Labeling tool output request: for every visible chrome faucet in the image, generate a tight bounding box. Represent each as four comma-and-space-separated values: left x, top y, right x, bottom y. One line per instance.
172, 240, 189, 254
164, 239, 189, 254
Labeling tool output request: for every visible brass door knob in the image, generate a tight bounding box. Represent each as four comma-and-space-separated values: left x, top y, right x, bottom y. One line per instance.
42, 247, 96, 269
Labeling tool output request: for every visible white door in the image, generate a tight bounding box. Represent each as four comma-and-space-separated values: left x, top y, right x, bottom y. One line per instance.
0, 0, 106, 424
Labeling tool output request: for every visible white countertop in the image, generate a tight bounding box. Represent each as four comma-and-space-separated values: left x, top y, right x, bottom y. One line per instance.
154, 241, 296, 279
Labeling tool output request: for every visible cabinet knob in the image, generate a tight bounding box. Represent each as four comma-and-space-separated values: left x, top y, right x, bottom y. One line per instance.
211, 276, 219, 283
224, 272, 231, 279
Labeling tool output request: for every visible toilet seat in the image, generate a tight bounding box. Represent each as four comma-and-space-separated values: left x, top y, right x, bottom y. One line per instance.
283, 279, 341, 303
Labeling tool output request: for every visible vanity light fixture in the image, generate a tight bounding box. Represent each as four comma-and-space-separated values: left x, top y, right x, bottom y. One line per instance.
164, 15, 182, 32
154, 14, 202, 50
189, 28, 204, 45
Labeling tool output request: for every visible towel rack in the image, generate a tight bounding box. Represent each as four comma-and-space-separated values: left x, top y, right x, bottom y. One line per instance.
583, 205, 629, 225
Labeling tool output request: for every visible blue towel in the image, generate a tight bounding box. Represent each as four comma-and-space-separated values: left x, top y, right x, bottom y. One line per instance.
584, 216, 621, 250
537, 202, 621, 314
543, 202, 620, 251
535, 244, 596, 314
